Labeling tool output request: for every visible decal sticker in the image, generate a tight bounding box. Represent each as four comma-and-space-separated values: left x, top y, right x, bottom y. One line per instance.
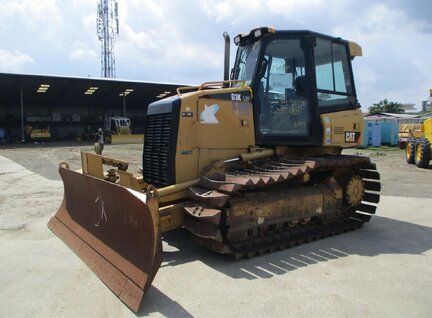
326, 128, 331, 135
94, 195, 107, 226
231, 93, 242, 101
345, 131, 361, 143
200, 104, 219, 124
182, 111, 193, 117
324, 117, 331, 124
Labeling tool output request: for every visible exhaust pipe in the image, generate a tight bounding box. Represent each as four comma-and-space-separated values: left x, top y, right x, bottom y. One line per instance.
223, 32, 230, 85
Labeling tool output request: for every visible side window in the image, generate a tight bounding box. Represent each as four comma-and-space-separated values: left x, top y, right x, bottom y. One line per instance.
315, 38, 355, 107
257, 39, 309, 136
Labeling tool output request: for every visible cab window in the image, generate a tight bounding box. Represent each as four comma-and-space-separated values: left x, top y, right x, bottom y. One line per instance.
256, 39, 309, 137
314, 38, 356, 107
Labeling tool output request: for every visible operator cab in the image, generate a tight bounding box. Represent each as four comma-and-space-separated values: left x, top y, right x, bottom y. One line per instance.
231, 27, 360, 146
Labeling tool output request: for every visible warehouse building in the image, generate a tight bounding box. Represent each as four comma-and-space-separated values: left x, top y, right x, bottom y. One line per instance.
0, 72, 184, 143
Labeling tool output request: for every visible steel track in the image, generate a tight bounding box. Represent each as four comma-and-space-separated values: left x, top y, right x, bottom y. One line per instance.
184, 154, 381, 257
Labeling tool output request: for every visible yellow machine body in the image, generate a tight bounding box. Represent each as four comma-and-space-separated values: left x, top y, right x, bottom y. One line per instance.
405, 116, 432, 168
48, 27, 380, 313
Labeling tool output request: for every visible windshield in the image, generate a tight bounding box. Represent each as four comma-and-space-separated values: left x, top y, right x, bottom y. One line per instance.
232, 41, 261, 85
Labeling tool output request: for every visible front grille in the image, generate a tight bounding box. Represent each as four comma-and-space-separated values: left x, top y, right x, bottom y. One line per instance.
143, 112, 172, 187
333, 126, 344, 135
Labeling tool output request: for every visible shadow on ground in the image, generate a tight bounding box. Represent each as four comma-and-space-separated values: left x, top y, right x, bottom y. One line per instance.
137, 287, 193, 317
138, 215, 431, 316
161, 215, 432, 280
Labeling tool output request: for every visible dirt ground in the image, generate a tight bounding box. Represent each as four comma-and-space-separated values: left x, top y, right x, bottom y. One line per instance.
1, 142, 431, 198
0, 143, 431, 317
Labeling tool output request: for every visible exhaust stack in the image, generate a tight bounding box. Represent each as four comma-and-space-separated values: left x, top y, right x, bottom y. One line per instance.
223, 32, 230, 83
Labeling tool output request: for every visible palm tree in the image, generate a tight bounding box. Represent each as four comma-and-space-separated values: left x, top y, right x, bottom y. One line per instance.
368, 99, 405, 114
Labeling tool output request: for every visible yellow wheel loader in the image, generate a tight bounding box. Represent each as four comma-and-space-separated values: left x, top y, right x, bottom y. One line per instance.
406, 116, 432, 168
104, 116, 144, 144
48, 27, 381, 312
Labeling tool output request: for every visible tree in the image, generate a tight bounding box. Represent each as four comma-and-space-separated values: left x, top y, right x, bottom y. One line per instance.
368, 99, 405, 114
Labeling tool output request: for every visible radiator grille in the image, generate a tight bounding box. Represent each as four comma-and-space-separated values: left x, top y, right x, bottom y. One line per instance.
333, 126, 345, 135
143, 112, 172, 187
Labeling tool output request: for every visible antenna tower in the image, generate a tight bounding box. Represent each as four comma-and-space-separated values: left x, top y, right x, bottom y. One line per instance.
97, 0, 119, 78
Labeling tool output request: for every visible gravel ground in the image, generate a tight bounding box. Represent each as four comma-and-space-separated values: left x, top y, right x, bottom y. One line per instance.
1, 143, 431, 198
0, 143, 431, 317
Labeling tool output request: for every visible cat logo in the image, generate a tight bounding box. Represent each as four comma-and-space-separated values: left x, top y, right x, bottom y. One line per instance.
345, 131, 360, 143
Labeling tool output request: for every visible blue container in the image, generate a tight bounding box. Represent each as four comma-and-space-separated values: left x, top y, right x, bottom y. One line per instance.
362, 121, 369, 147
380, 122, 398, 145
367, 122, 381, 147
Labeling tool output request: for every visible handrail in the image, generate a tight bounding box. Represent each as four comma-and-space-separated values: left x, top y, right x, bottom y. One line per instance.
176, 79, 247, 96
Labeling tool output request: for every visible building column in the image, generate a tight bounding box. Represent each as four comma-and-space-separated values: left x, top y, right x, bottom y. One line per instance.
20, 82, 25, 142
122, 93, 126, 117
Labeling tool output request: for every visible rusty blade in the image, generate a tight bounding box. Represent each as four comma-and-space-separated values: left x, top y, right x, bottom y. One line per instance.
48, 166, 162, 313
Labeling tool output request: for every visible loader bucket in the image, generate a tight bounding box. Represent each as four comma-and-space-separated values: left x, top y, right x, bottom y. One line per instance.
48, 164, 162, 312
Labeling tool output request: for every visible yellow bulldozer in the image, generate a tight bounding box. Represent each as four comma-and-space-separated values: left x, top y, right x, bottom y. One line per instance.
405, 116, 432, 168
48, 27, 381, 312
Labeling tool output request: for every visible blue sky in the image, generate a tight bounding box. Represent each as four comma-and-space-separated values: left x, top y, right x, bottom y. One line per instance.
1, 0, 431, 111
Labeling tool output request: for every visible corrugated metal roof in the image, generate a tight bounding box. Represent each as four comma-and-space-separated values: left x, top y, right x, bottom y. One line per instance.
0, 72, 190, 110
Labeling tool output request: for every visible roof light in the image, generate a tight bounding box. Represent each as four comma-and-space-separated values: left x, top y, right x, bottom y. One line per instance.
84, 86, 98, 95
254, 29, 262, 37
119, 88, 134, 96
37, 84, 50, 93
235, 27, 276, 46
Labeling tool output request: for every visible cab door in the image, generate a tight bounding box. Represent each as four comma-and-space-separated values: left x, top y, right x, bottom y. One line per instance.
253, 37, 319, 146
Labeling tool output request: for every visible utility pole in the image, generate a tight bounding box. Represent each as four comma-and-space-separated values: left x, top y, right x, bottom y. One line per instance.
96, 0, 119, 78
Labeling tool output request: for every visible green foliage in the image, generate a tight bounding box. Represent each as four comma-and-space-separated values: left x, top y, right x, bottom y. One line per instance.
368, 99, 405, 114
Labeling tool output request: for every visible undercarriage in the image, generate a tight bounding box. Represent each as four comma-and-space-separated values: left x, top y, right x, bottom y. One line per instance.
183, 155, 381, 258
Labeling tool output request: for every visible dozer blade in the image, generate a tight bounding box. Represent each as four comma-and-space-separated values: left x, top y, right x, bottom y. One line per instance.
111, 134, 144, 144
48, 165, 162, 312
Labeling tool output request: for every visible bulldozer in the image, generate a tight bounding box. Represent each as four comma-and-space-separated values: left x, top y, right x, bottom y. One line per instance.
48, 27, 381, 312
405, 116, 432, 168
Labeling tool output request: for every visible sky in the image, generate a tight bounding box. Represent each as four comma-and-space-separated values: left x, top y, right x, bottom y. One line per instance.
1, 0, 431, 111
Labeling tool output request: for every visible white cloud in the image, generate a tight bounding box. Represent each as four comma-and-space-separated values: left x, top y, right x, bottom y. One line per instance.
82, 14, 96, 32
0, 0, 62, 30
0, 49, 34, 72
200, 0, 323, 25
69, 41, 97, 61
0, 0, 431, 107
332, 3, 432, 109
